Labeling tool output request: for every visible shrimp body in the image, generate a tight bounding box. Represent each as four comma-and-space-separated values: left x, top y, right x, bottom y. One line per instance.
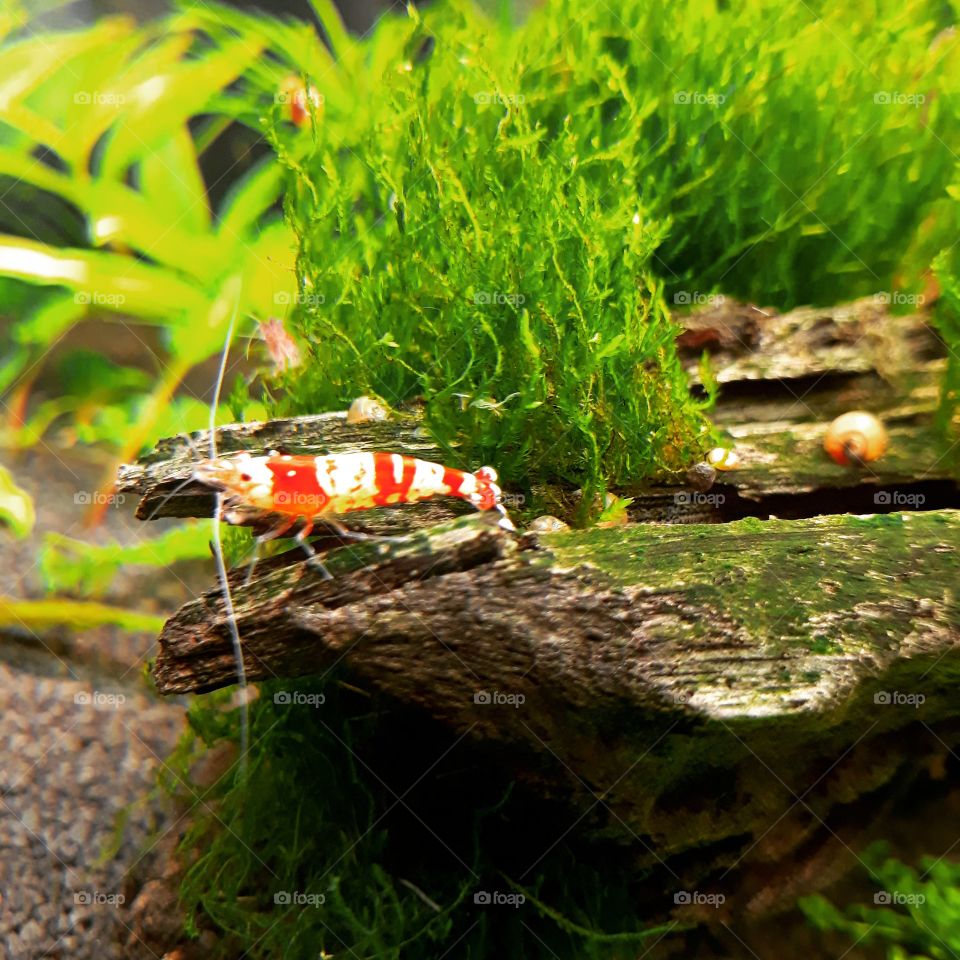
193, 451, 512, 529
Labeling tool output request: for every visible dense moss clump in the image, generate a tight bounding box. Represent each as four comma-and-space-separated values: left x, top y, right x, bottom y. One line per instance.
277, 0, 960, 492
278, 1, 720, 497
168, 679, 679, 959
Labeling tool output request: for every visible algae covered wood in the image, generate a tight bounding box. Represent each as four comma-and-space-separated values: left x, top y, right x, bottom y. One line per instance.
154, 511, 960, 713
675, 297, 958, 502
152, 509, 960, 895
130, 294, 960, 905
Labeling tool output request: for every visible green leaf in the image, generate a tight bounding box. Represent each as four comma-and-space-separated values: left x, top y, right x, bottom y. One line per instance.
138, 124, 211, 233
0, 596, 164, 633
0, 234, 209, 318
0, 18, 133, 114
168, 271, 244, 363
13, 291, 86, 346
99, 39, 264, 181
217, 157, 284, 240
40, 525, 209, 597
0, 462, 33, 538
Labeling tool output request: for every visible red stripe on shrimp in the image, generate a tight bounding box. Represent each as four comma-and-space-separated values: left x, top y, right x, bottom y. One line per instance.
371, 453, 408, 506
265, 454, 330, 515
442, 466, 467, 498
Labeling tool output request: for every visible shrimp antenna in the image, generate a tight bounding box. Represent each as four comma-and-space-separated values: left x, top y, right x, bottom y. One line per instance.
208, 290, 249, 778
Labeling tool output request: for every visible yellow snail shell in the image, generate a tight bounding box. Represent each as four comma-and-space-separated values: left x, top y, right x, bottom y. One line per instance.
824, 411, 888, 466
706, 447, 740, 471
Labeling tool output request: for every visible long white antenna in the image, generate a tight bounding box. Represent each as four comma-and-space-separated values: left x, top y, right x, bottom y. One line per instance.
208, 290, 249, 776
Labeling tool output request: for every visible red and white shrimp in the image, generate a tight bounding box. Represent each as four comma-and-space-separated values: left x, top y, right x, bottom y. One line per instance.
192, 450, 514, 564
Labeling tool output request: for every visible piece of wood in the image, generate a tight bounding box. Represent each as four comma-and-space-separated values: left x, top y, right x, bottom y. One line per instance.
131, 296, 960, 912
120, 298, 959, 529
152, 509, 960, 900
116, 411, 466, 532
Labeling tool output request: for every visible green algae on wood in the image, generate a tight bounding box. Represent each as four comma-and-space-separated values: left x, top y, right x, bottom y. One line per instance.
151, 508, 960, 916
155, 510, 960, 720
543, 511, 959, 661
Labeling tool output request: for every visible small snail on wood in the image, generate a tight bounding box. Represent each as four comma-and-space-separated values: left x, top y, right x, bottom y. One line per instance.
685, 462, 717, 492
527, 515, 570, 534
346, 396, 389, 424
823, 411, 888, 466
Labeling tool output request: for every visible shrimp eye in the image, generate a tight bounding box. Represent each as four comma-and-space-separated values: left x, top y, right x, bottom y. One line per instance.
240, 473, 252, 482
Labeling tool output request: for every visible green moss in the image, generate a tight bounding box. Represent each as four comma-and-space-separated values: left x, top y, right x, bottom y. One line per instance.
801, 844, 960, 959
278, 0, 710, 497
166, 680, 682, 959
266, 0, 960, 498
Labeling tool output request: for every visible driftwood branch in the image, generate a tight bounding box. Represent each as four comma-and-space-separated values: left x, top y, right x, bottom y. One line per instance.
152, 509, 960, 907
129, 297, 960, 910
121, 298, 958, 529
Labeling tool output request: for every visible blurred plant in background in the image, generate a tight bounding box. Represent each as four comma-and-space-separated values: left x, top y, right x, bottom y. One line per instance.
0, 0, 324, 521
801, 845, 960, 960
0, 0, 329, 619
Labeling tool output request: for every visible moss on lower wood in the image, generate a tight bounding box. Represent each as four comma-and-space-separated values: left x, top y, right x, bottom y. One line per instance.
160, 510, 960, 957
167, 678, 683, 960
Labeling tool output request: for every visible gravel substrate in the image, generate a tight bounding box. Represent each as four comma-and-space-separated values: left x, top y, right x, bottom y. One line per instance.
1, 448, 199, 958
0, 664, 184, 959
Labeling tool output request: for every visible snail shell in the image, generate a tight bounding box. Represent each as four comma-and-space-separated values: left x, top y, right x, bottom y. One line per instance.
527, 515, 570, 534
706, 447, 740, 471
824, 411, 888, 466
346, 396, 389, 424
686, 462, 717, 492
